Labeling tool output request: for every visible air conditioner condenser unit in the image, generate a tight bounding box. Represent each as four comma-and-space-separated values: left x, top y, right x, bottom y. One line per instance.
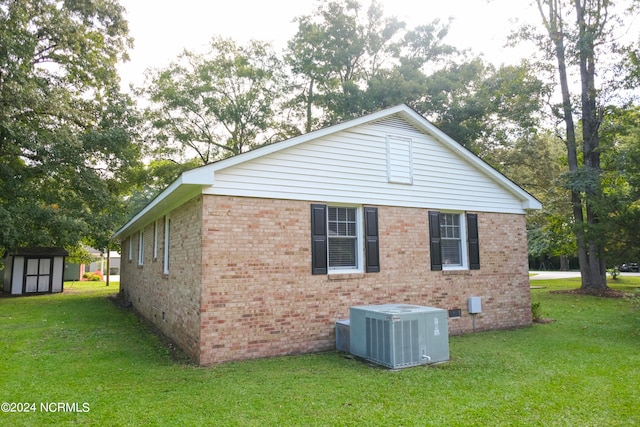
349, 304, 449, 369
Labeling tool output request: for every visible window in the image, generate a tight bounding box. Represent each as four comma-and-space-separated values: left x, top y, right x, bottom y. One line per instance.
163, 215, 170, 274
440, 213, 462, 267
137, 230, 144, 266
311, 204, 379, 274
128, 237, 133, 261
328, 207, 358, 269
429, 211, 480, 271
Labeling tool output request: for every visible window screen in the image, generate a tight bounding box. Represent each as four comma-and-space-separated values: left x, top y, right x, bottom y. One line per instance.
328, 207, 358, 269
440, 213, 462, 266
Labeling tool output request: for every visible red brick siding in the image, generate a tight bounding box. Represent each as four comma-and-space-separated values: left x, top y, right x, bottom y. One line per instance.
120, 197, 203, 359
198, 196, 531, 366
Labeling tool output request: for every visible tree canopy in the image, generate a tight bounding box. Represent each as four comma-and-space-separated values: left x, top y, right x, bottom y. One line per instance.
137, 37, 289, 165
515, 0, 640, 291
0, 0, 138, 253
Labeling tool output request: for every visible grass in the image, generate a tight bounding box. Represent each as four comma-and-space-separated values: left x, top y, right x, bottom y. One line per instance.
1, 279, 639, 426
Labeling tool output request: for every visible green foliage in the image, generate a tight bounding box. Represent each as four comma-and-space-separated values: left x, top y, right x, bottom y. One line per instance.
1, 280, 639, 425
512, 0, 640, 289
531, 301, 543, 321
82, 272, 103, 281
65, 245, 98, 265
0, 0, 139, 252
286, 0, 415, 128
123, 158, 202, 217
417, 60, 548, 152
138, 37, 288, 165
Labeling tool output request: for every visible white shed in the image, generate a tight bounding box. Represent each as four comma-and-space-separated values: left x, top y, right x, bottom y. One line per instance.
3, 247, 68, 295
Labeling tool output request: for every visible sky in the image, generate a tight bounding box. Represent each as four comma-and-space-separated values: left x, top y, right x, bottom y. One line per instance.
116, 0, 540, 91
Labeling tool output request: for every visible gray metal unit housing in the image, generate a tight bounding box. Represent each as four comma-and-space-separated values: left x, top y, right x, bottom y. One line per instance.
349, 304, 449, 369
335, 319, 351, 353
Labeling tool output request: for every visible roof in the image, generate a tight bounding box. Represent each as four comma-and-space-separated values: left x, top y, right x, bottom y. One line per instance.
113, 104, 541, 240
8, 247, 69, 257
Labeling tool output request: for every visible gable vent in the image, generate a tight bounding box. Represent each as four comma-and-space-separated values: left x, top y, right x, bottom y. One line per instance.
373, 116, 417, 133
386, 135, 413, 184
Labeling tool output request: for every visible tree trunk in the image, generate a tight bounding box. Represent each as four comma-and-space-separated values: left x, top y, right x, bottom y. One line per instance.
106, 251, 110, 287
575, 0, 607, 291
536, 0, 609, 292
306, 79, 314, 133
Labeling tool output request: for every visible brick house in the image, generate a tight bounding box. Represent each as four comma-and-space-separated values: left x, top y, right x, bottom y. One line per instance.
114, 104, 541, 366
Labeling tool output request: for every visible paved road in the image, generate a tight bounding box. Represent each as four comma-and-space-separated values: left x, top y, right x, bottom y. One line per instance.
530, 271, 581, 280
530, 270, 640, 280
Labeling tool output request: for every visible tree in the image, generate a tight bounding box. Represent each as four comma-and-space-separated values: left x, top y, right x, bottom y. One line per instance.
497, 132, 577, 270
525, 0, 638, 292
598, 106, 640, 264
364, 19, 457, 112
413, 59, 548, 155
286, 0, 404, 129
0, 0, 138, 254
139, 37, 289, 165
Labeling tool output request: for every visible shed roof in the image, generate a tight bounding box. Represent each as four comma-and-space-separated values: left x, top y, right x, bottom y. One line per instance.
8, 247, 69, 257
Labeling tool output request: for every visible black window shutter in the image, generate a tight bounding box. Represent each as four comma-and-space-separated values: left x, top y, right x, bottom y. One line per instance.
467, 213, 480, 270
428, 211, 442, 271
311, 204, 328, 274
364, 207, 380, 273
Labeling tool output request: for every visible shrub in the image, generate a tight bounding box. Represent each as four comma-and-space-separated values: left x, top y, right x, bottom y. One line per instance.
82, 272, 102, 281
531, 302, 542, 322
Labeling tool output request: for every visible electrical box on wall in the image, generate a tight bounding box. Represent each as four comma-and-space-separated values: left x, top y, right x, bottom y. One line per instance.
468, 297, 482, 314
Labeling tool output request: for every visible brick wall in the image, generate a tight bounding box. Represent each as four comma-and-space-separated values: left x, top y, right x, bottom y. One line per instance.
198, 195, 531, 366
120, 196, 203, 360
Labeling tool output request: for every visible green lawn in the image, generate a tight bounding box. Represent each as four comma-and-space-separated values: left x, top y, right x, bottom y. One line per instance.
1, 279, 639, 426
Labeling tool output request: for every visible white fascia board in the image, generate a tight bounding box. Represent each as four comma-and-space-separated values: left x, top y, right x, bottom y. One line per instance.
112, 167, 214, 240
181, 163, 215, 184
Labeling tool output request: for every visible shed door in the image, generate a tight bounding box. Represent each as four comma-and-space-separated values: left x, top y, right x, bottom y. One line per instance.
24, 258, 52, 293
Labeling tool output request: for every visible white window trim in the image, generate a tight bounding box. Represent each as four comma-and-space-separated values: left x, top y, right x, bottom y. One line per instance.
441, 212, 468, 270
153, 220, 158, 260
327, 204, 364, 275
128, 237, 133, 261
163, 215, 170, 275
137, 230, 144, 266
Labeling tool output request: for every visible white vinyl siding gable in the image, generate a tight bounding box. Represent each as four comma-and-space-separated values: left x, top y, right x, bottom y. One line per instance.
206, 116, 527, 214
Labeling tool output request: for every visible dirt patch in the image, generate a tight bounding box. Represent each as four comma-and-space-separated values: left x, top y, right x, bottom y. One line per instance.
533, 318, 556, 324
551, 288, 627, 298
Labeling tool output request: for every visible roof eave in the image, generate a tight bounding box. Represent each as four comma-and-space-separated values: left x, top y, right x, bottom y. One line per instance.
112, 168, 213, 240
